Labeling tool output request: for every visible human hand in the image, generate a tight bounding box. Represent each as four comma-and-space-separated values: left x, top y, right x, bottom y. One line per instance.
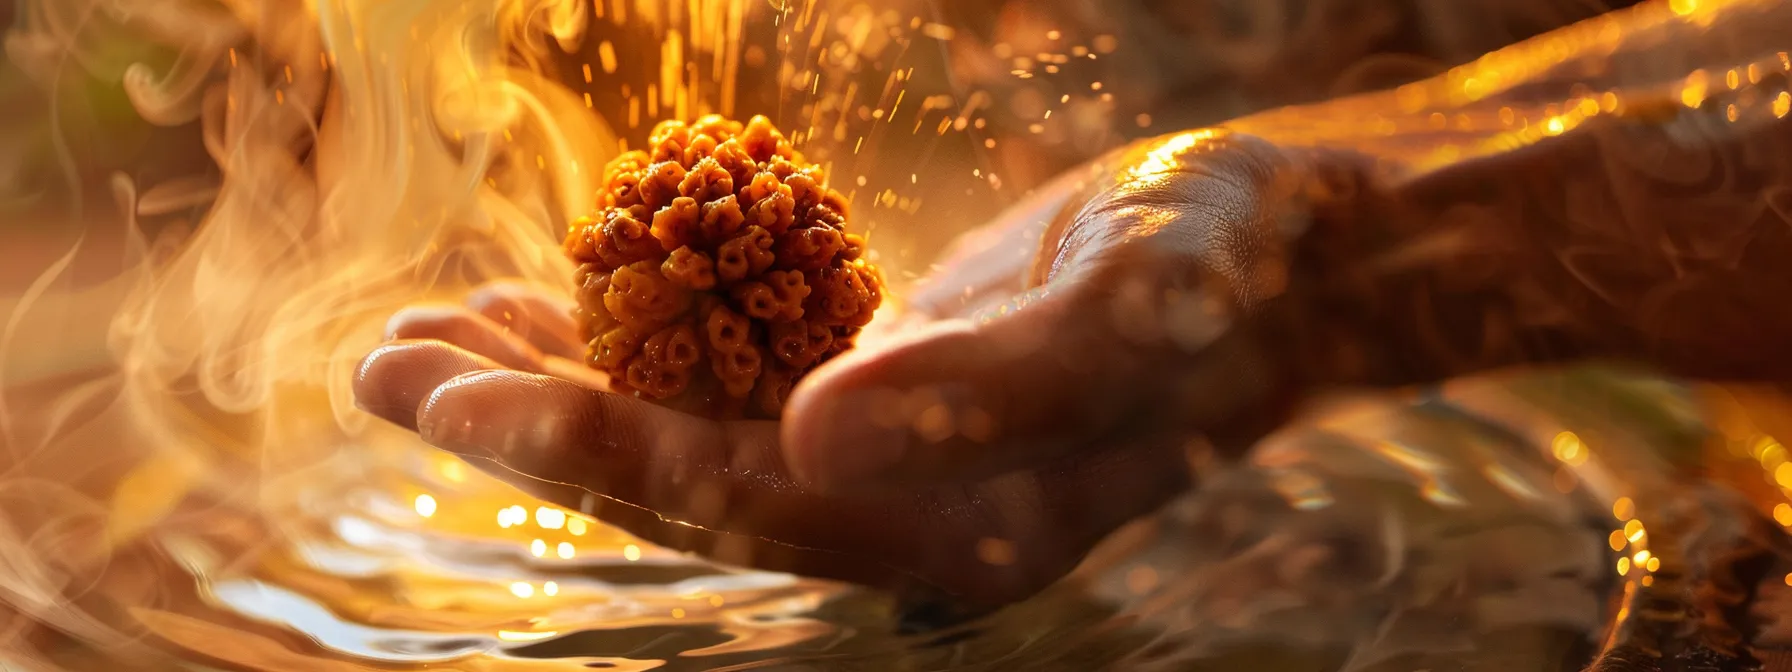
783, 129, 1328, 490
354, 128, 1319, 609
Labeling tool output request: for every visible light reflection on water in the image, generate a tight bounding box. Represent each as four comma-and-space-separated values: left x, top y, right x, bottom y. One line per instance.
72, 365, 1792, 670
12, 0, 1792, 667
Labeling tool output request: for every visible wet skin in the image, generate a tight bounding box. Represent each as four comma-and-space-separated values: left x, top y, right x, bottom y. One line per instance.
356, 0, 1792, 609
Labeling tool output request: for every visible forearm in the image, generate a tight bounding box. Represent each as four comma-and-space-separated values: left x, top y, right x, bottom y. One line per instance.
1246, 0, 1792, 386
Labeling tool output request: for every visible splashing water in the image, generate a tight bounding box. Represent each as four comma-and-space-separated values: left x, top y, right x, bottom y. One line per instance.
4, 0, 1792, 670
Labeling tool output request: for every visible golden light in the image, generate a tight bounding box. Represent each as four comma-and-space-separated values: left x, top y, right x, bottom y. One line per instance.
413, 494, 437, 518
498, 505, 530, 529
1750, 435, 1780, 459
1681, 71, 1709, 108
440, 460, 467, 483
1123, 132, 1211, 182
536, 507, 567, 530
1, 0, 1778, 667
1552, 432, 1587, 465
1613, 497, 1636, 521
498, 630, 559, 642
1759, 438, 1786, 468
1774, 463, 1792, 489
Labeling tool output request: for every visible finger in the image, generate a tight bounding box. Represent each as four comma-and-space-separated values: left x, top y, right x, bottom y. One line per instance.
418, 370, 777, 513
464, 281, 583, 360
417, 372, 911, 552
385, 303, 546, 372
353, 340, 504, 431
413, 370, 949, 592
412, 370, 1188, 605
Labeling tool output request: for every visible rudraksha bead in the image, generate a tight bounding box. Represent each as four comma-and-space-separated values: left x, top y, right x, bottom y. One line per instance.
565, 115, 885, 418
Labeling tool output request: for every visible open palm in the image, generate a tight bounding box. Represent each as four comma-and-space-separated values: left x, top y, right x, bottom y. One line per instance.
355, 130, 1306, 609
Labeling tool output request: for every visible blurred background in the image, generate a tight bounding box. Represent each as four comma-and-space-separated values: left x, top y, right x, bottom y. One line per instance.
10, 0, 1792, 670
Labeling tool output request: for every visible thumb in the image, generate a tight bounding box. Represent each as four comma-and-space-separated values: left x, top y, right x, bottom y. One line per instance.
782, 131, 1315, 490
781, 276, 1291, 490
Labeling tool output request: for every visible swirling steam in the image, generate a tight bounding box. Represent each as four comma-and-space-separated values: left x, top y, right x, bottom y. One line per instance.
0, 0, 629, 664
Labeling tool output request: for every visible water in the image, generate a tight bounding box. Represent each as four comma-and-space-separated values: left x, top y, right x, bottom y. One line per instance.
23, 364, 1790, 671
9, 0, 1792, 666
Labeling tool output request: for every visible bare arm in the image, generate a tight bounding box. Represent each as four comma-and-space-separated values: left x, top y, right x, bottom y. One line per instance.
1210, 0, 1792, 390
937, 0, 1792, 466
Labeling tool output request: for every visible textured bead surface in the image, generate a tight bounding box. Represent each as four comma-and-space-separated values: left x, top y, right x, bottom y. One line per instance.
566, 115, 884, 418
